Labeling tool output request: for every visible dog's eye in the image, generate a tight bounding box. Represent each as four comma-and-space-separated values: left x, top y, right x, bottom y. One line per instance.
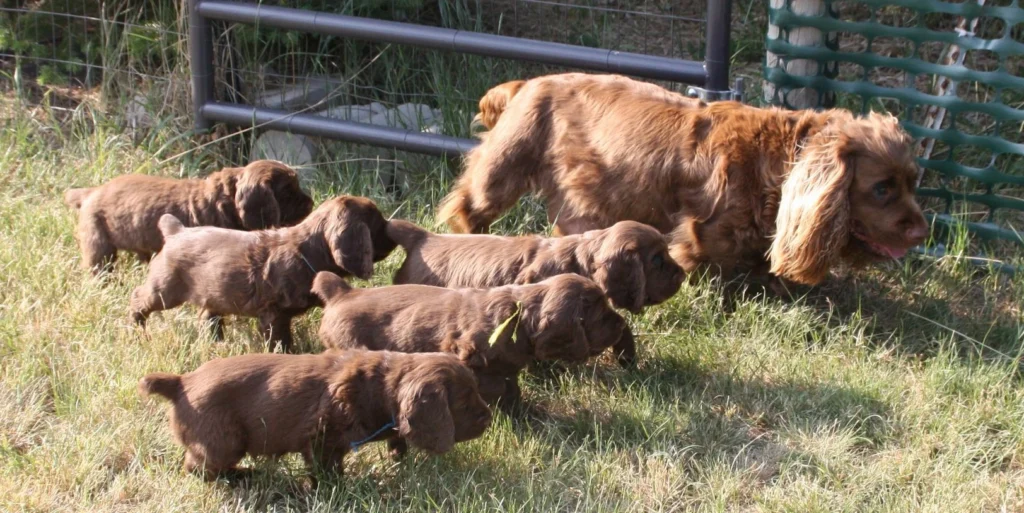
652, 254, 664, 268
873, 181, 891, 200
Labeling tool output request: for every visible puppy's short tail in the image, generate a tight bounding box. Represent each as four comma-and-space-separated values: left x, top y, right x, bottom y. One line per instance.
311, 271, 353, 304
471, 80, 526, 131
138, 373, 183, 401
386, 219, 429, 249
158, 214, 185, 238
63, 187, 95, 210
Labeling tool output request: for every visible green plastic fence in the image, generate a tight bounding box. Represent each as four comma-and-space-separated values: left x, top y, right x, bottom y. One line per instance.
764, 0, 1024, 246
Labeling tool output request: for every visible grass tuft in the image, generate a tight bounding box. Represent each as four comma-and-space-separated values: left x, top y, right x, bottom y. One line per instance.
2, 89, 1023, 511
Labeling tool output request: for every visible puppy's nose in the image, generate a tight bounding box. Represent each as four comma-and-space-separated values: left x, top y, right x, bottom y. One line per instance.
904, 222, 928, 244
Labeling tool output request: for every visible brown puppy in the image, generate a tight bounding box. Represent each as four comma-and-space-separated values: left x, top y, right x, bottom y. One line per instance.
438, 73, 929, 286
388, 219, 684, 313
65, 160, 314, 274
312, 273, 634, 406
139, 350, 492, 479
130, 195, 396, 350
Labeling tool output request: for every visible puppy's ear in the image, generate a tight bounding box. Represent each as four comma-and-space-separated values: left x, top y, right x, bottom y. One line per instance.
235, 169, 281, 230
770, 121, 856, 285
533, 311, 591, 362
327, 214, 374, 280
592, 247, 645, 313
398, 382, 455, 454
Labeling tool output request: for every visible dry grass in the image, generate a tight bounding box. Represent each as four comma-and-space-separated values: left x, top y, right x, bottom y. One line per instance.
2, 1, 1024, 510
2, 91, 1024, 512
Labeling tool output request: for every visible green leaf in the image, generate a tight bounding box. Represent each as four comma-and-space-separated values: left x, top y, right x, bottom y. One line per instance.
488, 301, 522, 347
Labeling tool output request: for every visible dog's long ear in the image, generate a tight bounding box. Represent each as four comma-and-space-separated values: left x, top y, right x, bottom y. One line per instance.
398, 381, 455, 454
770, 121, 857, 285
532, 307, 591, 362
590, 243, 645, 313
235, 168, 281, 230
326, 212, 374, 280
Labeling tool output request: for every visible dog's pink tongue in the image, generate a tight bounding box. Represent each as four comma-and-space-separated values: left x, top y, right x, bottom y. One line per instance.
877, 243, 907, 259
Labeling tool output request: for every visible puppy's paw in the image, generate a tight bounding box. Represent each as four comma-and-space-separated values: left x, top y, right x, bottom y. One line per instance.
129, 310, 147, 327
387, 437, 408, 461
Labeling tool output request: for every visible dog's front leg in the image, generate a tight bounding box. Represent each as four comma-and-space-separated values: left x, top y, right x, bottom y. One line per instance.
259, 312, 293, 353
387, 437, 408, 460
611, 329, 637, 367
200, 310, 225, 340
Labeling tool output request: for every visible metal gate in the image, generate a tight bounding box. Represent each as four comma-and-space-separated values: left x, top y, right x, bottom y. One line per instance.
188, 0, 738, 157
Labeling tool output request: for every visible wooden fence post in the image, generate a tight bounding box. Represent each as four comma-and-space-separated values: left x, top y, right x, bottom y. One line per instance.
764, 0, 836, 109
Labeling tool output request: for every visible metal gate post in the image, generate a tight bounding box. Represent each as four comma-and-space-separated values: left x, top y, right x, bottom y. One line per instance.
688, 0, 743, 102
190, 0, 214, 132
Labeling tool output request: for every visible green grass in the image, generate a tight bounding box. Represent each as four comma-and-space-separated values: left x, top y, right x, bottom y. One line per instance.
2, 90, 1024, 512
2, 0, 1024, 509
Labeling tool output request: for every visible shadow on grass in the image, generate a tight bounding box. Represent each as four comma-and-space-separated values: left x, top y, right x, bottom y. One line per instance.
514, 353, 893, 480
800, 267, 1021, 360
717, 262, 1022, 362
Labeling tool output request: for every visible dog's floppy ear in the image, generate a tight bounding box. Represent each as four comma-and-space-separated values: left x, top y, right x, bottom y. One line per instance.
326, 211, 374, 280
770, 120, 857, 285
532, 308, 591, 362
397, 381, 455, 454
235, 167, 281, 230
590, 244, 645, 313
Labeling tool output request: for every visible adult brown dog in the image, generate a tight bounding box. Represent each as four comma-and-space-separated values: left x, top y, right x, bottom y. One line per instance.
312, 272, 634, 406
139, 350, 492, 479
438, 73, 929, 286
130, 195, 396, 350
65, 160, 314, 274
387, 219, 684, 313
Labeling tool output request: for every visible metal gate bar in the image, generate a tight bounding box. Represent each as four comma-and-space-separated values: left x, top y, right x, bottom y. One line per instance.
190, 0, 734, 156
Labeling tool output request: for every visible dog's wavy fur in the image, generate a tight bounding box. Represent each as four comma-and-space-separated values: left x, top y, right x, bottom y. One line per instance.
129, 195, 396, 351
312, 272, 633, 405
139, 350, 491, 479
65, 160, 314, 274
472, 80, 526, 130
387, 219, 683, 313
439, 73, 929, 285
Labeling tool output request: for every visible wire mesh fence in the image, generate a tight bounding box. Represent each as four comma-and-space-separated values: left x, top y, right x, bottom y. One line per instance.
1, 0, 713, 195
764, 0, 1024, 251
2, 2, 709, 150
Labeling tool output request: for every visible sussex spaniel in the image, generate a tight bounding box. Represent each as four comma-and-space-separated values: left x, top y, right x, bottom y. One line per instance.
438, 73, 929, 285
129, 195, 396, 350
387, 219, 683, 312
312, 272, 633, 406
64, 160, 313, 274
138, 349, 492, 479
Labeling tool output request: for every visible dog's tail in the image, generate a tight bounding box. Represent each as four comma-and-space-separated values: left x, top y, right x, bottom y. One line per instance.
158, 214, 185, 238
138, 373, 183, 401
311, 271, 354, 304
435, 188, 474, 233
471, 80, 526, 131
386, 219, 430, 249
63, 187, 95, 210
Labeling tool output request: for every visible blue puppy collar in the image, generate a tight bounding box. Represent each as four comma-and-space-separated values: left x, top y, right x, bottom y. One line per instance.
350, 417, 397, 452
